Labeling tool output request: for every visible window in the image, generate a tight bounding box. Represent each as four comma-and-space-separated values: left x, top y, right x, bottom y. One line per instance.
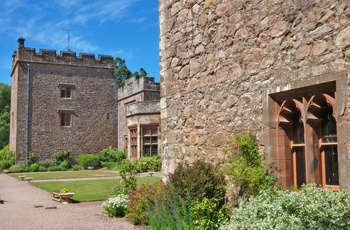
142, 127, 158, 157
59, 84, 74, 98
291, 111, 306, 187
124, 136, 128, 153
276, 90, 339, 190
321, 107, 338, 187
59, 111, 73, 127
61, 87, 71, 98
130, 128, 137, 158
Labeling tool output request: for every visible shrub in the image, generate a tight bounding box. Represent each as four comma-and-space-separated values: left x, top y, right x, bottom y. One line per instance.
29, 163, 40, 172
8, 164, 29, 173
38, 161, 52, 168
28, 152, 38, 165
190, 197, 229, 230
47, 165, 61, 171
147, 193, 195, 230
148, 155, 162, 171
129, 158, 147, 173
0, 160, 12, 169
37, 165, 47, 172
145, 160, 227, 229
222, 132, 276, 200
101, 161, 116, 169
168, 160, 226, 205
0, 145, 15, 166
78, 154, 100, 169
119, 160, 137, 194
127, 181, 169, 225
117, 156, 162, 174
220, 184, 350, 230
106, 178, 125, 198
132, 155, 162, 173
98, 147, 126, 165
127, 159, 227, 227
0, 145, 9, 159
102, 194, 128, 217
71, 165, 83, 171
59, 160, 69, 171
53, 149, 71, 166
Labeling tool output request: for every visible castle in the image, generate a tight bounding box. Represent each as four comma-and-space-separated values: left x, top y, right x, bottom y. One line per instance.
10, 38, 160, 163
118, 76, 160, 158
10, 0, 350, 193
159, 0, 350, 192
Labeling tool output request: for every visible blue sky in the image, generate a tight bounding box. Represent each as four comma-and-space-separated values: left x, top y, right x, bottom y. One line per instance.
0, 0, 159, 86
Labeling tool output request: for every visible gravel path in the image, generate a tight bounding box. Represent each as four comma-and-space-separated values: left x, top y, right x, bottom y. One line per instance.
0, 173, 140, 230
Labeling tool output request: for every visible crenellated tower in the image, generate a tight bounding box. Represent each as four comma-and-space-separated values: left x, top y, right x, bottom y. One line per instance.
10, 38, 118, 163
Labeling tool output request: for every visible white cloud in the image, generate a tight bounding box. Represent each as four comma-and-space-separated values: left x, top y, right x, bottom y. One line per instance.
55, 0, 82, 9
54, 0, 141, 27
112, 49, 133, 59
70, 36, 98, 53
0, 0, 151, 57
128, 17, 146, 24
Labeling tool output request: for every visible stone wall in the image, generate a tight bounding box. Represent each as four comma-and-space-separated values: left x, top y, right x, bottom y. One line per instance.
159, 0, 350, 189
126, 101, 160, 116
10, 38, 118, 162
117, 76, 160, 151
118, 76, 160, 100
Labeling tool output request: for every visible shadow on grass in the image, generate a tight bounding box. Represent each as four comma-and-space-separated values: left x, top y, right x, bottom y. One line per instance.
70, 199, 80, 203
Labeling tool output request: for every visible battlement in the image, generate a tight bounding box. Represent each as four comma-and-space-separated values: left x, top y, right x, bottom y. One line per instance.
118, 76, 160, 100
13, 38, 114, 68
126, 101, 160, 116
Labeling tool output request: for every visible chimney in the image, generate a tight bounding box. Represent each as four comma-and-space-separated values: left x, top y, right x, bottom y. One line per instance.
18, 37, 25, 49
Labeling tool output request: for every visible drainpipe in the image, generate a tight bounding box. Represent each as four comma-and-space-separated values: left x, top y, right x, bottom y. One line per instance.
25, 63, 30, 165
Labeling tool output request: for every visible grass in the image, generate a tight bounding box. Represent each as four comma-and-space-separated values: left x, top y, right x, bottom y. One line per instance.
31, 176, 161, 202
9, 170, 161, 202
10, 170, 119, 180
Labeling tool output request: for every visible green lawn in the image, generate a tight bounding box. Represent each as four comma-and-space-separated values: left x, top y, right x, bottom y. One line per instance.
31, 176, 161, 202
10, 170, 119, 180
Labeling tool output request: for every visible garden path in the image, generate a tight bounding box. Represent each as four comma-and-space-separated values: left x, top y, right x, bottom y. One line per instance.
0, 173, 146, 230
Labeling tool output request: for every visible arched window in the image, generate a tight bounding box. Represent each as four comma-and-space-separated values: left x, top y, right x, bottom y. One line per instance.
291, 110, 306, 186
277, 92, 339, 190
321, 106, 339, 187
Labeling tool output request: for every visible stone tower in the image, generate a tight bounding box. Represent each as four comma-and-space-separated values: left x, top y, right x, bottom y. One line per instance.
117, 76, 161, 159
10, 38, 118, 163
159, 0, 350, 192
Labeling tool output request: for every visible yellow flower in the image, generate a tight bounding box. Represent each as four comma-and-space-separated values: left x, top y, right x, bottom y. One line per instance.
61, 188, 69, 193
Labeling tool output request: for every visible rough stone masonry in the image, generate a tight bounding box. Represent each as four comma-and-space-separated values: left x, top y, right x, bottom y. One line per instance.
159, 0, 350, 191
10, 38, 118, 162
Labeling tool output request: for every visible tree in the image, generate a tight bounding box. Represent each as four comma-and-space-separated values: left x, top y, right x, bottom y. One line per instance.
113, 57, 132, 86
0, 106, 10, 149
132, 68, 148, 79
0, 83, 10, 114
0, 83, 11, 150
113, 57, 148, 86
139, 68, 147, 77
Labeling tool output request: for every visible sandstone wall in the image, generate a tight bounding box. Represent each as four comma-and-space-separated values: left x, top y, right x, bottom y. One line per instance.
117, 76, 160, 151
10, 39, 118, 162
29, 63, 118, 160
159, 0, 350, 181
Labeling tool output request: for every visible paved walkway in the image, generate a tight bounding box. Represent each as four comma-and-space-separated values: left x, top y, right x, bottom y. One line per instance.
0, 173, 142, 230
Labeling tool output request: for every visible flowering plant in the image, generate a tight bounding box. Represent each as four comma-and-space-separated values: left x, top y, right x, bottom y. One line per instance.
102, 194, 128, 217
220, 184, 350, 230
61, 188, 69, 193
